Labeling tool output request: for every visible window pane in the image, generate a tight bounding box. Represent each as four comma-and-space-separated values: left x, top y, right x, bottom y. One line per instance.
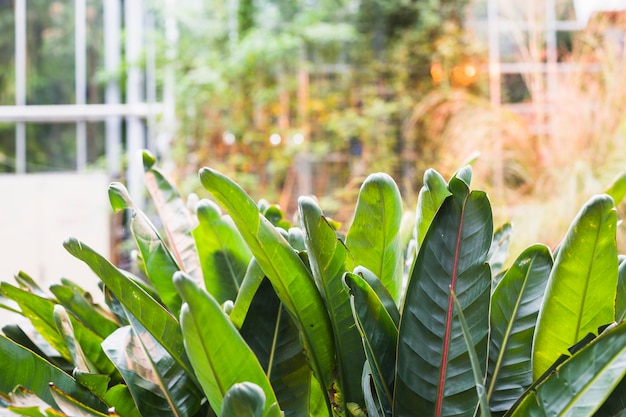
27, 123, 76, 172
0, 1, 15, 105
27, 0, 75, 105
0, 124, 16, 173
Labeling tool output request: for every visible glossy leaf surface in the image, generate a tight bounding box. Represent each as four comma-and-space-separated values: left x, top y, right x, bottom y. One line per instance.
415, 168, 451, 250
395, 175, 493, 417
240, 279, 310, 417
344, 272, 397, 415
63, 238, 193, 380
174, 272, 280, 417
143, 150, 202, 284
299, 196, 364, 406
108, 182, 183, 315
346, 173, 404, 303
199, 167, 335, 404
221, 383, 266, 417
193, 199, 252, 304
488, 244, 552, 412
510, 321, 626, 416
0, 335, 106, 413
533, 195, 618, 379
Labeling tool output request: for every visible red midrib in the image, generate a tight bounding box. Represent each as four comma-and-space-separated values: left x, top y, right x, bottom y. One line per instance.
435, 203, 465, 416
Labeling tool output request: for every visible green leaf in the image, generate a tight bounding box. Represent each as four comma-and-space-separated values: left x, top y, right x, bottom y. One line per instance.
221, 382, 266, 417
62, 238, 193, 382
73, 370, 109, 399
102, 315, 203, 417
0, 335, 106, 413
487, 245, 552, 412
451, 291, 491, 417
4, 386, 65, 417
394, 175, 493, 417
143, 150, 203, 284
605, 171, 626, 205
616, 258, 626, 322
510, 321, 626, 416
488, 223, 513, 279
53, 305, 94, 373
0, 283, 71, 361
108, 182, 183, 315
49, 279, 120, 339
102, 385, 142, 417
230, 259, 265, 329
343, 272, 397, 415
240, 278, 310, 417
345, 173, 404, 303
533, 195, 618, 379
352, 266, 399, 326
174, 272, 281, 417
361, 362, 384, 417
299, 196, 365, 407
199, 167, 335, 407
0, 285, 113, 376
48, 384, 108, 417
193, 199, 252, 304
415, 168, 451, 250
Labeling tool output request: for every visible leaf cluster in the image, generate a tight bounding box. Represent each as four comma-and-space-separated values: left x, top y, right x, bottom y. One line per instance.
1, 150, 626, 417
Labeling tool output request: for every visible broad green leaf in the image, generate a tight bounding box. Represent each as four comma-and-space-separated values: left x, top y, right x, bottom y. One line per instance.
488, 223, 513, 279
394, 175, 493, 417
487, 244, 552, 412
510, 321, 626, 416
63, 238, 193, 381
230, 259, 265, 329
53, 305, 94, 373
1, 324, 69, 370
143, 150, 202, 284
48, 384, 108, 417
345, 173, 404, 303
102, 385, 141, 417
344, 272, 397, 415
108, 182, 183, 315
73, 370, 109, 398
0, 285, 113, 376
415, 168, 451, 250
240, 278, 310, 417
605, 171, 626, 205
352, 266, 399, 326
0, 335, 106, 413
49, 280, 119, 339
533, 195, 618, 379
14, 271, 47, 297
174, 272, 281, 417
199, 167, 335, 407
193, 199, 252, 304
221, 383, 265, 417
299, 196, 365, 407
102, 316, 203, 417
451, 291, 491, 417
4, 386, 66, 417
616, 259, 626, 322
0, 283, 70, 361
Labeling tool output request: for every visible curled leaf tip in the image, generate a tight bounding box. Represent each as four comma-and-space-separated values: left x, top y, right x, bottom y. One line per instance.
141, 149, 156, 171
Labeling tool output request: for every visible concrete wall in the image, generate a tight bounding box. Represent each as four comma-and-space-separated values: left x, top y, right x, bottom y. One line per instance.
0, 173, 111, 312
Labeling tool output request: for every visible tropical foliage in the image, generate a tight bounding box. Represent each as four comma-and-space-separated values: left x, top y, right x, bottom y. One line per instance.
1, 150, 626, 416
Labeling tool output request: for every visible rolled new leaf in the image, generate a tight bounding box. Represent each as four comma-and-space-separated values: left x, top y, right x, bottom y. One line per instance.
221, 382, 266, 417
533, 195, 618, 379
415, 168, 451, 250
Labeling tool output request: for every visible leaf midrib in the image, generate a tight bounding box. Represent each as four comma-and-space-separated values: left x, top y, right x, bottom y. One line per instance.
435, 196, 467, 417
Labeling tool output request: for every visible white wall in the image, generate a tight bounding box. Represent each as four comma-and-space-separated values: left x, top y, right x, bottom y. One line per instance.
0, 173, 111, 309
